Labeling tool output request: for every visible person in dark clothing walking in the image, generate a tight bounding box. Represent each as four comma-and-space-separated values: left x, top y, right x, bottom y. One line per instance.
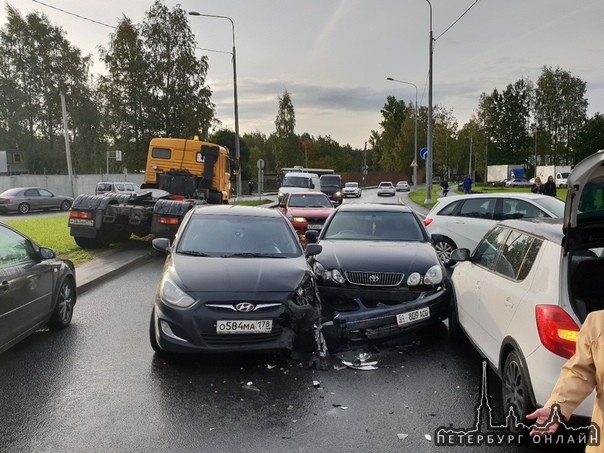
543, 175, 557, 197
462, 175, 473, 194
248, 180, 254, 195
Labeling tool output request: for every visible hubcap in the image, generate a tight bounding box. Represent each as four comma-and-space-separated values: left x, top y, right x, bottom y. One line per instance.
58, 282, 74, 322
435, 241, 453, 264
504, 360, 524, 416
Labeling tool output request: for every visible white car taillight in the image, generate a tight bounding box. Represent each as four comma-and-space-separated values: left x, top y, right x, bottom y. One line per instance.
535, 305, 580, 359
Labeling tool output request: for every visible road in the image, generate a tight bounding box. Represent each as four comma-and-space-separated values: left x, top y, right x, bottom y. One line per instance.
0, 189, 586, 452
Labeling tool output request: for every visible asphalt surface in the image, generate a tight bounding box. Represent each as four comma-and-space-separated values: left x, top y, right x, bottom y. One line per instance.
75, 189, 432, 294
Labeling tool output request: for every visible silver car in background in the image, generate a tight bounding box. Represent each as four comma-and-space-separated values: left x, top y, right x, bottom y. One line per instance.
0, 187, 73, 214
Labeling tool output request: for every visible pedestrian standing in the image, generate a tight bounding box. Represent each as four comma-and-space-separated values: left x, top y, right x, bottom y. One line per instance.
462, 175, 473, 194
527, 310, 604, 452
543, 175, 557, 197
531, 176, 544, 194
248, 180, 254, 196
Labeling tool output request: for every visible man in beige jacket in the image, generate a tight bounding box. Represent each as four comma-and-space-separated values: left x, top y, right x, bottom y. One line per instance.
527, 310, 603, 451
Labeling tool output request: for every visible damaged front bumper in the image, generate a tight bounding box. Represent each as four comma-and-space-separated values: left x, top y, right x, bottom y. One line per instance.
317, 285, 450, 345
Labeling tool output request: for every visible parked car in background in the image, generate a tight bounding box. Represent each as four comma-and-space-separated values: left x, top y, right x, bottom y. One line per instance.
305, 203, 451, 350
95, 181, 140, 195
279, 191, 335, 241
343, 182, 362, 198
491, 178, 510, 187
448, 150, 604, 421
149, 205, 323, 355
0, 222, 76, 353
424, 193, 565, 266
505, 178, 532, 188
0, 187, 73, 214
396, 181, 410, 192
377, 181, 395, 196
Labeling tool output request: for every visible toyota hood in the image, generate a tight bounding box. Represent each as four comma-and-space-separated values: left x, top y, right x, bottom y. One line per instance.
314, 239, 440, 273
563, 150, 604, 253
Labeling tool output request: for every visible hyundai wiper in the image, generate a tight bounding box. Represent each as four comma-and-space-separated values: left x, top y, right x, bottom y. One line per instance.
178, 250, 210, 256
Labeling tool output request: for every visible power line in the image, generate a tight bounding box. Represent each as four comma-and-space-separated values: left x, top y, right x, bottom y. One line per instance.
435, 0, 480, 41
31, 0, 115, 29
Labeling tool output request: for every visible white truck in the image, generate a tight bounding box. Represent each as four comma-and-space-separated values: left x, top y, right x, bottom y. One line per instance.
535, 165, 572, 188
486, 165, 526, 183
277, 171, 321, 202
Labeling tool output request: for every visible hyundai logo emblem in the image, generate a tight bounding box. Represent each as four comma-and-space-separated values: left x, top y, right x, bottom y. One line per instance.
235, 302, 256, 313
368, 274, 380, 283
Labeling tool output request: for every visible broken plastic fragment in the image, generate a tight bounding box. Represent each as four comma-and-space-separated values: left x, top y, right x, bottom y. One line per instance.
340, 406, 349, 410
397, 433, 408, 440
313, 380, 321, 387
424, 434, 432, 441
342, 360, 378, 371
242, 382, 260, 392
267, 364, 277, 369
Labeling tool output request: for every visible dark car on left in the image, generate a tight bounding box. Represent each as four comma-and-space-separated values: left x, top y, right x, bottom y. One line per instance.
0, 187, 73, 214
0, 222, 76, 354
149, 205, 323, 355
305, 203, 451, 350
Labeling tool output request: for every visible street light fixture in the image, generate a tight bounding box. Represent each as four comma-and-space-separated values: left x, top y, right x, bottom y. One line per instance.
386, 77, 418, 191
188, 11, 241, 199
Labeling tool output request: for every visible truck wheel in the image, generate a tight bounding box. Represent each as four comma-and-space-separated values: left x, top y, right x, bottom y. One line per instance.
208, 191, 222, 204
74, 233, 109, 249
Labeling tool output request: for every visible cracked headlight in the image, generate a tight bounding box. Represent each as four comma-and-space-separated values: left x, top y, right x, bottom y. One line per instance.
313, 261, 325, 278
159, 276, 196, 308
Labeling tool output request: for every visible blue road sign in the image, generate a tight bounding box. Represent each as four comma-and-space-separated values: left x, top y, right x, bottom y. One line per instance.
420, 147, 428, 160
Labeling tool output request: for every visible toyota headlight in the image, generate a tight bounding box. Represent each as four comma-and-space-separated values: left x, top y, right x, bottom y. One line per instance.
159, 276, 196, 308
407, 272, 422, 286
423, 265, 443, 285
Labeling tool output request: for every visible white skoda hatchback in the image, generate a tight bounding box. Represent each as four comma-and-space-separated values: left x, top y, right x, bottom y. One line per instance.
448, 150, 604, 421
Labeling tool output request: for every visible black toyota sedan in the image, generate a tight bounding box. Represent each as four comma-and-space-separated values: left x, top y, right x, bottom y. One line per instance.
305, 203, 450, 349
0, 222, 76, 354
149, 205, 322, 355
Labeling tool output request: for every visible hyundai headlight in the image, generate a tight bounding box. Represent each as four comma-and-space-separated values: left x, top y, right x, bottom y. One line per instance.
159, 277, 196, 308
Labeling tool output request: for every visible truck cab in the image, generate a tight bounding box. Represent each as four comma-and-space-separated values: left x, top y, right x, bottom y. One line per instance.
278, 172, 321, 203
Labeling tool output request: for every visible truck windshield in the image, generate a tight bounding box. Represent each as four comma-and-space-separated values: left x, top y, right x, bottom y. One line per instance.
320, 176, 340, 186
282, 176, 310, 188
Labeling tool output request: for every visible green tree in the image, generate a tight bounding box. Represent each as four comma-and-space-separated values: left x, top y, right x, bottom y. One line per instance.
272, 90, 301, 169
210, 128, 250, 181
575, 113, 604, 162
535, 66, 588, 165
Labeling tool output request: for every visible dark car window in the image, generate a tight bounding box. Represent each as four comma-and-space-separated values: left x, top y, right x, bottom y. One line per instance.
459, 198, 496, 220
578, 178, 604, 220
502, 199, 548, 219
517, 237, 543, 281
323, 211, 424, 241
436, 200, 461, 216
473, 227, 509, 269
320, 175, 341, 186
23, 188, 39, 197
289, 194, 332, 208
0, 226, 34, 266
494, 231, 535, 280
38, 189, 53, 197
177, 215, 301, 257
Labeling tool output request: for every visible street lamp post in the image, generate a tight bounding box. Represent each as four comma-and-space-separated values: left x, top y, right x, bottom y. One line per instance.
189, 11, 241, 199
386, 77, 418, 191
425, 0, 434, 204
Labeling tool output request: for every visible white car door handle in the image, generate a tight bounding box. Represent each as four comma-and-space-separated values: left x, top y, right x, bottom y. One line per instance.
504, 298, 514, 309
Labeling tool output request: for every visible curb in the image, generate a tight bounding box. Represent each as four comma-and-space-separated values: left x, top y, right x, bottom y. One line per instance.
76, 249, 156, 295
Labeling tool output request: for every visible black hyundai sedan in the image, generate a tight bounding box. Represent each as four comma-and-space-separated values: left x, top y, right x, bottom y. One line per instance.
305, 203, 450, 349
149, 205, 322, 355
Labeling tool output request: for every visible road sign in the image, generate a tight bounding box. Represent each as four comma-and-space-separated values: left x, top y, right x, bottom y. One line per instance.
420, 147, 428, 160
257, 159, 265, 169
410, 159, 418, 168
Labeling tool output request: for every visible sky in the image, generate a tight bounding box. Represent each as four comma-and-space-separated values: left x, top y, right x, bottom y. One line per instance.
6, 0, 604, 149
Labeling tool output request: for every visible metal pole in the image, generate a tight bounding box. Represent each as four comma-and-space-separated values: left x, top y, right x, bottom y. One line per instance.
189, 12, 241, 198
425, 0, 434, 204
386, 78, 418, 190
60, 91, 75, 197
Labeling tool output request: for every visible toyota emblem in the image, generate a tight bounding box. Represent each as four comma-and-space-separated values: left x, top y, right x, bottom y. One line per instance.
235, 302, 256, 312
368, 274, 380, 283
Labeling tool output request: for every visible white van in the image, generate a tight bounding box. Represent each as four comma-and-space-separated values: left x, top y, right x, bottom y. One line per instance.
278, 172, 321, 202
